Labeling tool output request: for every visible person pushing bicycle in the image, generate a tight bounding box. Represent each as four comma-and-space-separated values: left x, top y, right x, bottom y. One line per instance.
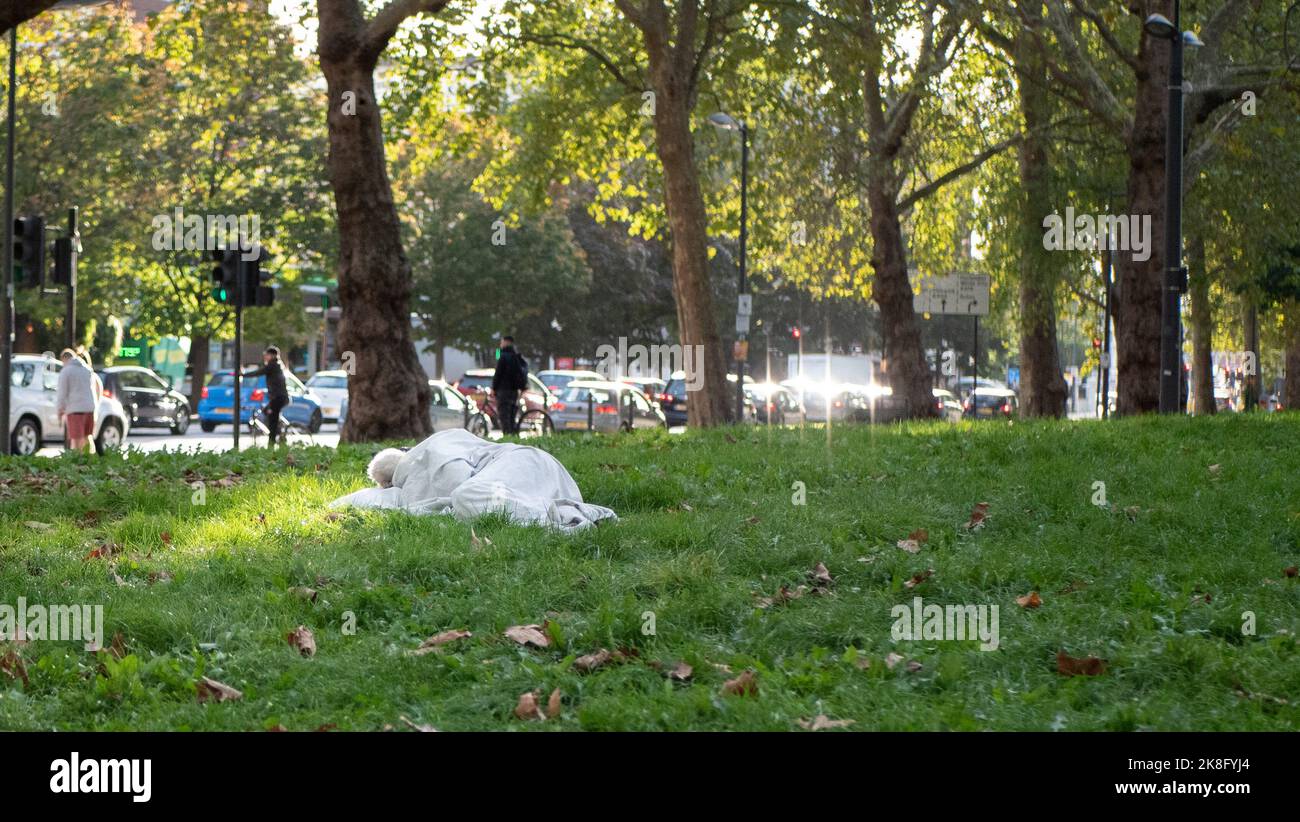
242, 346, 289, 447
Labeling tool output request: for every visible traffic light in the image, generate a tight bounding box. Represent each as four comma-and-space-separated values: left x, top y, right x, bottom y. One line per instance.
211, 248, 240, 304
12, 215, 45, 288
241, 246, 273, 307
52, 236, 77, 286
791, 326, 801, 340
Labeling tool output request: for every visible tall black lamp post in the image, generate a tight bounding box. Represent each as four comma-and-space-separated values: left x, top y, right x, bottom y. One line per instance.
709, 111, 749, 423
1144, 3, 1203, 413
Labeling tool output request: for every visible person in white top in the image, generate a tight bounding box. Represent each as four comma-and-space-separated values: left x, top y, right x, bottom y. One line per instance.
56, 348, 102, 453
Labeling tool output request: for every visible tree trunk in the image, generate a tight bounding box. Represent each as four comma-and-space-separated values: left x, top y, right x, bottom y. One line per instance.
1286, 301, 1300, 412
1015, 10, 1067, 418
1115, 1, 1172, 415
641, 25, 731, 426
318, 1, 432, 441
189, 333, 210, 410
866, 181, 935, 418
1186, 234, 1214, 415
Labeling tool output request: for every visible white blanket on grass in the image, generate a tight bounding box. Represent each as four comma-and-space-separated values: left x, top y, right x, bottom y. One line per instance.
328, 429, 617, 532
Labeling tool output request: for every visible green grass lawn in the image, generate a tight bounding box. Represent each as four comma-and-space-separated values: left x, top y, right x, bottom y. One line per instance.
1, 414, 1298, 731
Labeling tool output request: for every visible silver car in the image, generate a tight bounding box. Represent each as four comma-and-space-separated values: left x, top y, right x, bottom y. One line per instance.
429, 379, 490, 437
8, 354, 130, 455
550, 380, 667, 433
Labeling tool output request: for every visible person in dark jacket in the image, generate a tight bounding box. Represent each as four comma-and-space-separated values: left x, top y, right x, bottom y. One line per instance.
492, 336, 528, 435
242, 346, 290, 445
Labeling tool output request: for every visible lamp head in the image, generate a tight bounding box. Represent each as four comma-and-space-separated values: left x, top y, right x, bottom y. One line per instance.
1182, 30, 1205, 47
1143, 13, 1176, 39
708, 112, 740, 131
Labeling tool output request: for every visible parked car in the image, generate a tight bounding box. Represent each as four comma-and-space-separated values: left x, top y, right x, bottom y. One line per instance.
619, 376, 670, 403
429, 379, 490, 436
96, 365, 191, 435
933, 388, 963, 423
537, 369, 604, 396
745, 382, 805, 425
550, 380, 667, 433
306, 370, 349, 422
9, 354, 130, 455
197, 369, 324, 432
455, 367, 554, 430
963, 387, 1018, 419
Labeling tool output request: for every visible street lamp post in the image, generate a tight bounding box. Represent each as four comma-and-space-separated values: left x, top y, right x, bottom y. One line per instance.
1145, 3, 1203, 413
709, 112, 749, 424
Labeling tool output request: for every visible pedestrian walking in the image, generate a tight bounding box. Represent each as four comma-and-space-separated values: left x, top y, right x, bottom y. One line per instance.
492, 335, 528, 435
56, 348, 101, 454
242, 346, 290, 446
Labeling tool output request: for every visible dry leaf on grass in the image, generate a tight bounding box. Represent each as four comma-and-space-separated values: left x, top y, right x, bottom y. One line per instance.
722, 669, 758, 697
514, 691, 544, 721
798, 715, 855, 731
288, 586, 318, 603
470, 527, 492, 550
667, 661, 693, 681
574, 649, 613, 673
410, 629, 472, 656
884, 652, 904, 670
0, 647, 28, 687
196, 676, 243, 703
809, 562, 834, 590
399, 715, 439, 732
1208, 464, 1222, 477
24, 521, 53, 532
904, 569, 934, 590
963, 503, 990, 530
1284, 566, 1299, 578
287, 625, 316, 657
1016, 591, 1043, 609
546, 687, 562, 719
505, 624, 550, 649
897, 539, 922, 554
1056, 650, 1107, 677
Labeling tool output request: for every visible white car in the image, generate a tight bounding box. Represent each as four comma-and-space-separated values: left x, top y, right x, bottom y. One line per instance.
306, 369, 348, 422
9, 354, 130, 455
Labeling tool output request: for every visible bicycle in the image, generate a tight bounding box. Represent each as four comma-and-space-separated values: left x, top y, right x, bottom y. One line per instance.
246, 403, 314, 447
515, 406, 554, 438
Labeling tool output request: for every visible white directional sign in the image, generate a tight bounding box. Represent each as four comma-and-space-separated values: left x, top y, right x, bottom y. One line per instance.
913, 274, 990, 316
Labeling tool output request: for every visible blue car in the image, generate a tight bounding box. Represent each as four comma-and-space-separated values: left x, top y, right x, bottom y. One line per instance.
197, 369, 324, 433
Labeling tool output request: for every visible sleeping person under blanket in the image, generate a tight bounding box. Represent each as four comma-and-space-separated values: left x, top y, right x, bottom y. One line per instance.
329, 428, 617, 533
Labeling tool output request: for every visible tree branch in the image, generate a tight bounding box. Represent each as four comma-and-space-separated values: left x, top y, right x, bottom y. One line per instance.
362, 0, 449, 62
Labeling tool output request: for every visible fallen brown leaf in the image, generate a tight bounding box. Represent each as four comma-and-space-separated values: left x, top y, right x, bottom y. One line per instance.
196, 676, 243, 703
287, 625, 316, 657
798, 715, 855, 731
722, 669, 758, 697
884, 652, 904, 670
964, 503, 990, 530
1016, 591, 1043, 609
399, 715, 439, 732
470, 527, 492, 550
896, 539, 922, 554
24, 521, 53, 532
809, 562, 833, 589
574, 648, 613, 673
514, 690, 545, 721
904, 569, 934, 590
411, 629, 472, 655
288, 586, 318, 603
504, 624, 550, 649
667, 661, 693, 681
0, 647, 27, 687
1056, 650, 1107, 677
1285, 566, 1298, 578
546, 687, 562, 719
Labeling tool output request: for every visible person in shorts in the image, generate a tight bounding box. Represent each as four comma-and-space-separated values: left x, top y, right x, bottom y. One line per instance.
56, 348, 102, 454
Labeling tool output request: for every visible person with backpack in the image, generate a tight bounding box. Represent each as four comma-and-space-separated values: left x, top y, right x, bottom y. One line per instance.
492, 335, 528, 435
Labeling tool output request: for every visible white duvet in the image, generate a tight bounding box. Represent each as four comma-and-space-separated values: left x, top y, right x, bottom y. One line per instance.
328, 429, 617, 532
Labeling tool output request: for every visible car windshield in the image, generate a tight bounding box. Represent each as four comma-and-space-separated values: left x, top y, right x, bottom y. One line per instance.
459, 374, 492, 391
208, 373, 234, 387
309, 375, 347, 389
973, 393, 1008, 407
560, 386, 613, 403
664, 379, 685, 397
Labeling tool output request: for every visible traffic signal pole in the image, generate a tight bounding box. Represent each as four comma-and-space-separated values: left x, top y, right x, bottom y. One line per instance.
2, 27, 17, 456
232, 270, 242, 452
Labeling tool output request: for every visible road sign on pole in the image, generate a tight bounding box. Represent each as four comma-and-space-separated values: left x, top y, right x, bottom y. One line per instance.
913, 274, 990, 316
